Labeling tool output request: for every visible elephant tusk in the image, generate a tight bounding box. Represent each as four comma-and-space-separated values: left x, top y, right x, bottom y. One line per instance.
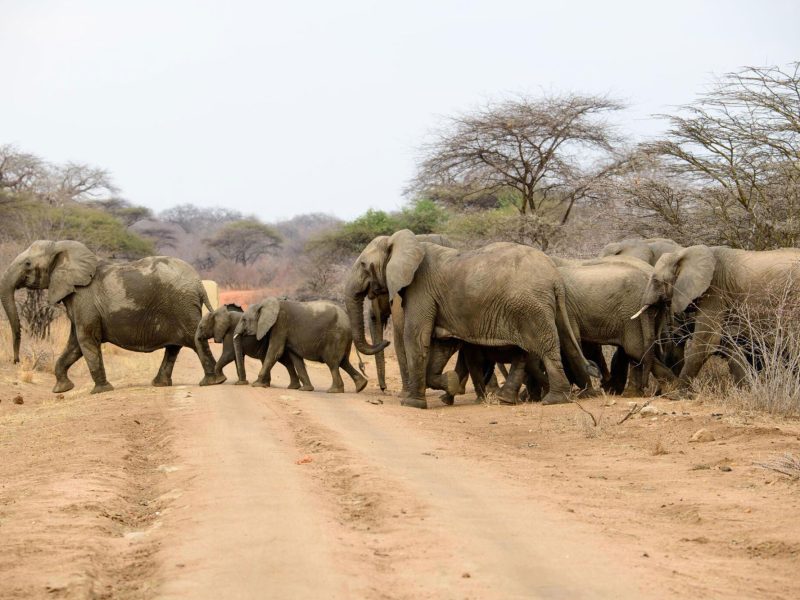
630, 305, 649, 320
233, 333, 240, 339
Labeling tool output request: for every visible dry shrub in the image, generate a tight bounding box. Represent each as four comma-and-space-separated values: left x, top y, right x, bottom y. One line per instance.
692, 277, 800, 417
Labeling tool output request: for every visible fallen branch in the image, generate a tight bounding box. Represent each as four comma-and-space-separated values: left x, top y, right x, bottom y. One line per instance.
617, 399, 651, 425
570, 397, 598, 427
755, 453, 800, 479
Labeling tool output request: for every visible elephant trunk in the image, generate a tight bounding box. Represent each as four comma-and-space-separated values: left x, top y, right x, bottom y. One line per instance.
369, 296, 387, 390
345, 284, 389, 356
1, 257, 25, 364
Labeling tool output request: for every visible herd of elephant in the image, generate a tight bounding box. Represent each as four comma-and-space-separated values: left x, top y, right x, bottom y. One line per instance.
1, 234, 798, 408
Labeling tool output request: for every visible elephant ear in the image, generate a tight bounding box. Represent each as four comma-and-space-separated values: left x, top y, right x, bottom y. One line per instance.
599, 242, 623, 258
48, 241, 98, 304
386, 230, 424, 301
671, 245, 716, 314
256, 298, 281, 340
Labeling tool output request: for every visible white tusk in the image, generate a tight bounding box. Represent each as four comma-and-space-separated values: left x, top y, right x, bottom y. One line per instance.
630, 305, 649, 320
233, 333, 240, 339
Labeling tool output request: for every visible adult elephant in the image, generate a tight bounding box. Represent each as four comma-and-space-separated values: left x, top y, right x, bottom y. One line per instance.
367, 233, 454, 391
1, 240, 224, 393
635, 245, 800, 387
556, 256, 676, 396
346, 230, 598, 408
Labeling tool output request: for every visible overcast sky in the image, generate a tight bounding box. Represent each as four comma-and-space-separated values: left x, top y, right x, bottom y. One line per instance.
2, 1, 798, 222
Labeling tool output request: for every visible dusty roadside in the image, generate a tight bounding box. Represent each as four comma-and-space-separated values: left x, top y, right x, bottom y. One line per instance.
1, 349, 798, 599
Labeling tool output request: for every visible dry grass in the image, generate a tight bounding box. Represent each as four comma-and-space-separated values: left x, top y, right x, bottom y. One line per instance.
650, 438, 669, 456
756, 453, 800, 480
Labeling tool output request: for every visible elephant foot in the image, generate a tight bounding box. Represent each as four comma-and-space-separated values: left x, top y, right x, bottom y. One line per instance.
444, 370, 462, 396
401, 396, 428, 409
199, 373, 226, 386
251, 380, 270, 388
439, 393, 455, 406
234, 379, 250, 386
287, 381, 301, 390
91, 382, 114, 395
327, 386, 345, 394
53, 379, 75, 394
299, 384, 315, 392
354, 376, 368, 393
497, 388, 519, 405
541, 390, 571, 405
152, 376, 172, 387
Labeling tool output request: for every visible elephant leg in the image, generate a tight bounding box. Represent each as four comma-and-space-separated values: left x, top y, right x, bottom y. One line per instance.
195, 336, 225, 386
540, 349, 573, 405
53, 325, 82, 393
391, 297, 410, 393
153, 345, 182, 387
75, 325, 112, 394
604, 348, 629, 394
254, 339, 285, 388
426, 340, 461, 403
680, 297, 725, 385
727, 356, 749, 386
215, 343, 236, 380
326, 359, 346, 393
340, 354, 368, 393
582, 342, 609, 384
497, 355, 527, 403
440, 347, 467, 406
278, 352, 302, 389
288, 352, 314, 392
402, 317, 435, 409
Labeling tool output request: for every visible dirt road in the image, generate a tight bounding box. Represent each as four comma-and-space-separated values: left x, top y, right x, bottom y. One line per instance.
1, 352, 799, 599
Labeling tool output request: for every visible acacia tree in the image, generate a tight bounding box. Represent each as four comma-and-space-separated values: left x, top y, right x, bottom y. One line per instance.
637, 62, 800, 249
411, 93, 626, 224
207, 219, 282, 265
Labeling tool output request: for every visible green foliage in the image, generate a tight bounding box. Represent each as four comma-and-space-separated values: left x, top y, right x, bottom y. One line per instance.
308, 201, 450, 257
0, 194, 153, 257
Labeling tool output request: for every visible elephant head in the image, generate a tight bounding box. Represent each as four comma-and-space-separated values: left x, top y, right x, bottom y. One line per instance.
1, 240, 98, 363
233, 298, 281, 341
345, 229, 425, 355
633, 245, 716, 319
196, 307, 235, 343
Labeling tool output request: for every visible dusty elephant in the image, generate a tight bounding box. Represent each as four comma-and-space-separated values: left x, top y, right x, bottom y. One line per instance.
195, 306, 305, 389
637, 245, 800, 387
345, 230, 599, 408
233, 298, 368, 393
0, 240, 224, 393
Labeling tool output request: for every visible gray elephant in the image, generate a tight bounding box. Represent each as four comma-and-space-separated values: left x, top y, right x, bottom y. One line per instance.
555, 256, 676, 396
233, 298, 368, 393
195, 306, 305, 389
346, 230, 599, 408
367, 233, 454, 391
636, 245, 800, 387
1, 240, 224, 393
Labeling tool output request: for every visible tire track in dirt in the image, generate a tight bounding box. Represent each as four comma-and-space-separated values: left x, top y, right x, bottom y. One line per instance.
0, 387, 175, 599
267, 392, 649, 599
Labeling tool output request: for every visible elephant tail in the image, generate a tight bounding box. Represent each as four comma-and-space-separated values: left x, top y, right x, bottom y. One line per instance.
199, 284, 214, 313
554, 283, 601, 379
354, 347, 368, 377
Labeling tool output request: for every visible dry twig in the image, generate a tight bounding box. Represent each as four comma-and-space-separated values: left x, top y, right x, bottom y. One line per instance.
570, 397, 598, 427
617, 399, 652, 425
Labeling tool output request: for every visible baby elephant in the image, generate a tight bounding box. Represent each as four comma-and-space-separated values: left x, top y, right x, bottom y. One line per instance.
233, 298, 368, 393
195, 306, 306, 389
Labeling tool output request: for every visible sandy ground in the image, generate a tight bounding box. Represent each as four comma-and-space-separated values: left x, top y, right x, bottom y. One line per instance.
1, 343, 799, 599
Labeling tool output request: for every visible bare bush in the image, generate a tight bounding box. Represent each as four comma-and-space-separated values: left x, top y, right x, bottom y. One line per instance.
20, 289, 58, 340
691, 275, 800, 416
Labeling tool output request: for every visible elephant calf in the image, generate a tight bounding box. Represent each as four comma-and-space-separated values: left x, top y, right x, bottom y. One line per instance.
195, 306, 306, 389
234, 298, 368, 393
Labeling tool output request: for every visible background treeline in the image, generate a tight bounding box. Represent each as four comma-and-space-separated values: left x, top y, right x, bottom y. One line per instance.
2, 63, 798, 301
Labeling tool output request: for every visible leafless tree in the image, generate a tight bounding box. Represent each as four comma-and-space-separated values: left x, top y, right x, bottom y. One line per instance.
410, 93, 626, 224
637, 62, 800, 249
0, 145, 46, 193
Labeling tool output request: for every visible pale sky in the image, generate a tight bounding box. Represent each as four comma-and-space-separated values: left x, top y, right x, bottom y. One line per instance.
2, 1, 798, 221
